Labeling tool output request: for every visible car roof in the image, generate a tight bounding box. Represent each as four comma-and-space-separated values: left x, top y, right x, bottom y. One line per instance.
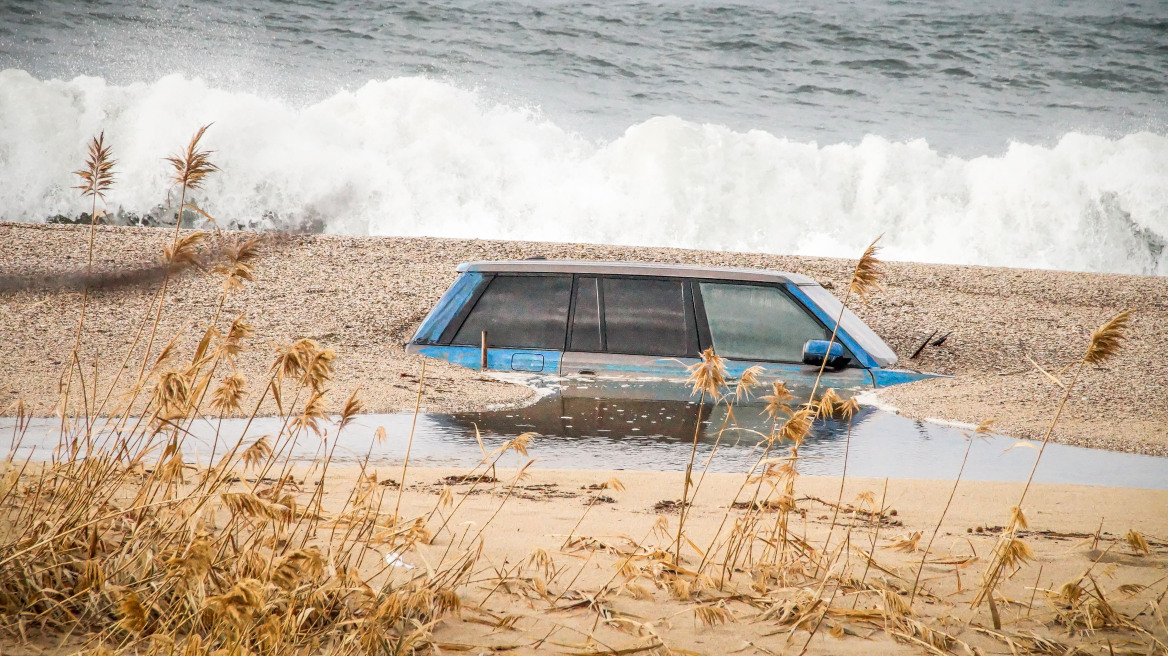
457, 260, 818, 285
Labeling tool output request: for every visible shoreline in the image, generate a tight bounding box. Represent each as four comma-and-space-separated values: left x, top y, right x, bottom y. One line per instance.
1, 222, 1165, 456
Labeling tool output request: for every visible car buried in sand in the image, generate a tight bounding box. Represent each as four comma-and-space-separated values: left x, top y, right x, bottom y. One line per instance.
405, 260, 937, 396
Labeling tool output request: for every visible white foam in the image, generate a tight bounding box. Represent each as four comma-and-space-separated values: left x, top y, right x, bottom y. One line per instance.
920, 417, 984, 433
3, 69, 1166, 275
853, 390, 899, 414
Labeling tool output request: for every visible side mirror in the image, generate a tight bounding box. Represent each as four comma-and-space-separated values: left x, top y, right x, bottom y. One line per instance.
802, 340, 850, 369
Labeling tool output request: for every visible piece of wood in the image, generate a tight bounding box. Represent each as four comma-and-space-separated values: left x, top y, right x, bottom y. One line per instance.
910, 329, 939, 359
480, 330, 488, 370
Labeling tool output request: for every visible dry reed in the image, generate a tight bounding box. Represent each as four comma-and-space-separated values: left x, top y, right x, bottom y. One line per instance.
974, 308, 1133, 629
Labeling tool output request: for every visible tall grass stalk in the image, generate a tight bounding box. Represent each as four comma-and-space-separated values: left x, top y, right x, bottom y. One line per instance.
817, 395, 859, 572
139, 125, 218, 383
69, 132, 116, 349
394, 359, 427, 524
974, 310, 1131, 627
908, 421, 990, 606
807, 235, 883, 404
684, 367, 760, 529
852, 477, 889, 609
60, 133, 116, 448
675, 347, 726, 565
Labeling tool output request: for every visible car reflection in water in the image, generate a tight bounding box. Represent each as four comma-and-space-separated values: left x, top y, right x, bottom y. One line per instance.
426, 379, 875, 455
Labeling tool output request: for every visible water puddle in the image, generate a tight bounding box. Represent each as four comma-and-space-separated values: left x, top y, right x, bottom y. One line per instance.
5, 381, 1167, 489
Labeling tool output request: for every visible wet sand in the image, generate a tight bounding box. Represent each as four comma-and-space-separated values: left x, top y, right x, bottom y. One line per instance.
1, 222, 1165, 456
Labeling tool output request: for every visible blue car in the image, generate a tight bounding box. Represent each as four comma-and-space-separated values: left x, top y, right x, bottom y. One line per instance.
406, 261, 936, 396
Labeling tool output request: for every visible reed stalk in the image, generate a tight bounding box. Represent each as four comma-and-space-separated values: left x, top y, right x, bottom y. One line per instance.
138, 125, 218, 383
58, 133, 117, 449
974, 310, 1131, 627
675, 347, 726, 565
394, 359, 427, 525
908, 421, 989, 606
808, 235, 883, 404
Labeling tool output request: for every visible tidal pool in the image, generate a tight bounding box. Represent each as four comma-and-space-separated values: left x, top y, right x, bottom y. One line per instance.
5, 381, 1167, 490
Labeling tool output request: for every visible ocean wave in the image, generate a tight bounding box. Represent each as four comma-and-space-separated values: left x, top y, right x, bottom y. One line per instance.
1, 69, 1165, 275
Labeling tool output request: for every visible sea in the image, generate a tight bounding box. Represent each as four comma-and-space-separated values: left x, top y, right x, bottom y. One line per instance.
1, 0, 1166, 275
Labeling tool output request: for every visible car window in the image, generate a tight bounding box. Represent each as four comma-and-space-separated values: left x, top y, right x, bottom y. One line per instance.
698, 282, 828, 363
453, 275, 571, 349
570, 277, 603, 352
603, 277, 692, 357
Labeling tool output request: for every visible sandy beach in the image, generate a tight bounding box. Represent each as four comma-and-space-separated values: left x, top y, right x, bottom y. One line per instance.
6, 462, 1167, 655
261, 465, 1168, 655
2, 222, 1164, 456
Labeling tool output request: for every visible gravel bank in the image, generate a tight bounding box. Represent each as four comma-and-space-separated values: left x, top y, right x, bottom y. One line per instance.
2, 222, 1164, 456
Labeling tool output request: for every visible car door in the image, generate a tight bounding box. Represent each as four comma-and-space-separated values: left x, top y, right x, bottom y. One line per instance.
559, 275, 702, 383
693, 281, 873, 396
440, 273, 572, 373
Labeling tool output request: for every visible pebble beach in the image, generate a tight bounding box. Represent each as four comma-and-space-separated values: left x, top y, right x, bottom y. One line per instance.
1, 222, 1164, 457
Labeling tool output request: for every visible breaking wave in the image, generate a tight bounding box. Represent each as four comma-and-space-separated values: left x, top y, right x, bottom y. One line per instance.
2, 69, 1165, 275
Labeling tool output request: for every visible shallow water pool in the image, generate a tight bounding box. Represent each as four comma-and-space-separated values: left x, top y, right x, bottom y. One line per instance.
5, 381, 1167, 489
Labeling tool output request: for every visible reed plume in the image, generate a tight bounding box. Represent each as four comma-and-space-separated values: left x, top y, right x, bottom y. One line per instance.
1084, 309, 1131, 366
293, 390, 329, 437
210, 236, 262, 328
848, 235, 885, 303
1125, 530, 1150, 555
152, 369, 193, 421
166, 124, 219, 197
687, 346, 727, 399
734, 364, 763, 401
301, 346, 336, 392
1015, 309, 1132, 507
761, 381, 794, 421
337, 388, 364, 432
776, 407, 813, 446
209, 372, 247, 416
239, 436, 272, 470
212, 236, 261, 292
74, 132, 117, 203
164, 123, 219, 233
217, 315, 253, 363
164, 232, 206, 271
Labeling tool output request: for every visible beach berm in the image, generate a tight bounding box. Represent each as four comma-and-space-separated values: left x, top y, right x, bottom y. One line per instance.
1, 221, 1165, 455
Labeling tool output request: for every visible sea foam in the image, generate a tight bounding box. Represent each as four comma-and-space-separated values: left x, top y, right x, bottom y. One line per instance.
2, 69, 1165, 275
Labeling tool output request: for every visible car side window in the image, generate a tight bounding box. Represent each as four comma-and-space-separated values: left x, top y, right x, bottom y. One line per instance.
453, 275, 572, 349
698, 282, 828, 363
602, 277, 693, 357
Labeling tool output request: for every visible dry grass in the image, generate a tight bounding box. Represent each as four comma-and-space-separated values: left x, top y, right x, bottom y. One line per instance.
974, 308, 1136, 630
0, 132, 1164, 656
